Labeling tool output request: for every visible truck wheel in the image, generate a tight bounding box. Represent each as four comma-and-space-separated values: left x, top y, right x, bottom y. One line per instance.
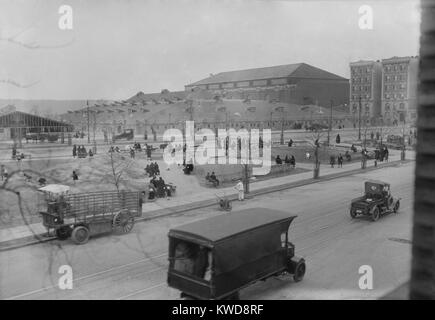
56, 226, 71, 240
293, 261, 306, 282
113, 211, 135, 234
394, 201, 400, 213
71, 226, 90, 245
350, 209, 356, 219
372, 207, 380, 222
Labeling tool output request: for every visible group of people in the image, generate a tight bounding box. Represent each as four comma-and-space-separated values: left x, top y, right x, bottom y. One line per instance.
275, 154, 296, 167
205, 172, 220, 187
73, 145, 91, 158
330, 154, 344, 168
374, 146, 389, 162
148, 176, 171, 199
145, 162, 160, 177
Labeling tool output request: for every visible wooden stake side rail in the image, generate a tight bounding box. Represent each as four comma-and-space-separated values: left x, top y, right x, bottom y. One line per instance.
61, 190, 141, 219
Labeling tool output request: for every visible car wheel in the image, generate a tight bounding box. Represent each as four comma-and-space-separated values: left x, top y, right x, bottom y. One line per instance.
394, 201, 400, 213
293, 260, 306, 282
372, 207, 380, 222
71, 225, 90, 245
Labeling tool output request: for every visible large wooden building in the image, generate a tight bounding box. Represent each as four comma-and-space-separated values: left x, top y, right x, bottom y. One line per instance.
0, 111, 74, 141
185, 63, 350, 108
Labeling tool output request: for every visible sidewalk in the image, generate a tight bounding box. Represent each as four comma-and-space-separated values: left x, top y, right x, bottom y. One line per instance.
0, 149, 411, 251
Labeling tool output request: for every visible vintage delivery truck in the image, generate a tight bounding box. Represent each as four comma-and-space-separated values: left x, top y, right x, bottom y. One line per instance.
167, 208, 306, 300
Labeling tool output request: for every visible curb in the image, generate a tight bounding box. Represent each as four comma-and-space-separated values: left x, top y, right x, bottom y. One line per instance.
0, 159, 412, 252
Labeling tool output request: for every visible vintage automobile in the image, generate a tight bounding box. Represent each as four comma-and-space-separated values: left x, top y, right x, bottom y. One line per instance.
113, 129, 134, 141
350, 180, 401, 221
167, 208, 306, 300
38, 184, 142, 244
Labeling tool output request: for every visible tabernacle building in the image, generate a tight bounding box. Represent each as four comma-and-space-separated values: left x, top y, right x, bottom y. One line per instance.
185, 63, 350, 108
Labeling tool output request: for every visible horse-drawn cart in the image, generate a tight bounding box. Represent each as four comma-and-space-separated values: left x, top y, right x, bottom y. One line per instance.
39, 185, 142, 244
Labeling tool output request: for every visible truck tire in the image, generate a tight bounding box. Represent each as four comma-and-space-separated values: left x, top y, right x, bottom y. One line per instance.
394, 200, 400, 213
371, 207, 380, 222
56, 226, 71, 240
293, 260, 306, 282
71, 226, 90, 245
350, 209, 357, 219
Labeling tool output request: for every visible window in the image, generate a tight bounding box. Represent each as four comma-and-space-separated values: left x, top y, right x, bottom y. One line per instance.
237, 81, 250, 88
209, 84, 220, 89
271, 78, 287, 85
222, 83, 234, 89
252, 80, 267, 86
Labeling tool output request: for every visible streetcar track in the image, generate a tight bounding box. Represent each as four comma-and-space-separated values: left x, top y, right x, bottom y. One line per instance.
5, 252, 167, 300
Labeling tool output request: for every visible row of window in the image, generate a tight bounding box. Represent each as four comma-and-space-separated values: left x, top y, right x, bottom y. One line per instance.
351, 94, 371, 100
384, 93, 406, 99
352, 77, 371, 83
384, 74, 407, 82
195, 78, 290, 90
351, 85, 371, 92
351, 66, 372, 75
384, 83, 406, 91
383, 63, 408, 73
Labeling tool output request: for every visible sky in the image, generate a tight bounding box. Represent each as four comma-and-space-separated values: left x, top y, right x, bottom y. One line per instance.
0, 0, 421, 100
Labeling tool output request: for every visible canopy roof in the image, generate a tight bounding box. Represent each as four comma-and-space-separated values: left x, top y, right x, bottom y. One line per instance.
169, 208, 297, 244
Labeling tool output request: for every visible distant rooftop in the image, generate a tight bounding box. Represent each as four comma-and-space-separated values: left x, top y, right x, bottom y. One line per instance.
186, 63, 348, 87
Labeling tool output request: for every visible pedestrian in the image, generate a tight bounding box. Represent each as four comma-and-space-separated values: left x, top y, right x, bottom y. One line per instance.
72, 170, 78, 184
72, 144, 77, 158
330, 155, 336, 168
338, 154, 343, 168
290, 155, 296, 168
288, 138, 293, 147
335, 134, 341, 144
1, 164, 6, 181
370, 131, 374, 140
235, 180, 244, 201
88, 149, 93, 158
275, 155, 282, 165
384, 147, 389, 162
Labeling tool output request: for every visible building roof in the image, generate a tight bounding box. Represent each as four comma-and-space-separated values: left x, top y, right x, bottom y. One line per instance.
168, 208, 297, 244
0, 111, 73, 128
186, 63, 348, 87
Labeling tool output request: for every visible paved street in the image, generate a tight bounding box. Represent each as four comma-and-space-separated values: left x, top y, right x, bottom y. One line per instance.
0, 161, 414, 300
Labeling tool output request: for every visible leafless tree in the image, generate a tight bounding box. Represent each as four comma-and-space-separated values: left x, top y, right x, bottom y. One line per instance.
108, 151, 134, 193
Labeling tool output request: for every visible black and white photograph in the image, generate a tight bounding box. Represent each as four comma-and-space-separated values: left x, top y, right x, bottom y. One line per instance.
0, 0, 434, 306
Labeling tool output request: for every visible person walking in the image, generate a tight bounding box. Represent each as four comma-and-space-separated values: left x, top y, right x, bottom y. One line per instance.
335, 134, 341, 144
72, 170, 79, 185
330, 155, 336, 168
337, 154, 343, 168
235, 180, 244, 201
72, 145, 77, 158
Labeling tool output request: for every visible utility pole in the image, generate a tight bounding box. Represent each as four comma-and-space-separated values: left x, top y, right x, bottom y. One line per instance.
327, 99, 333, 146
280, 109, 285, 145
93, 111, 97, 154
87, 101, 90, 144
401, 118, 406, 160
358, 96, 362, 141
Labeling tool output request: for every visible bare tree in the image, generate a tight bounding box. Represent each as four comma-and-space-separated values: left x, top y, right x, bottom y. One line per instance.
108, 151, 134, 193
305, 129, 324, 179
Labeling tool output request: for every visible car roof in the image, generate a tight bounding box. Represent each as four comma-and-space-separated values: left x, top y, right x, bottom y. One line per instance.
169, 208, 297, 244
365, 179, 389, 186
